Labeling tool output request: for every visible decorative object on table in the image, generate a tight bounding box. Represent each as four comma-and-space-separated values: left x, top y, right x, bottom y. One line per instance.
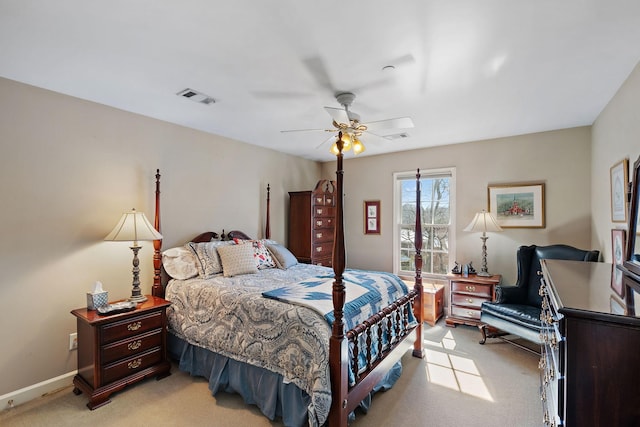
610, 158, 629, 223
451, 261, 461, 274
464, 210, 503, 277
488, 182, 545, 228
364, 200, 381, 235
466, 262, 476, 275
104, 208, 163, 303
611, 228, 627, 297
86, 281, 108, 310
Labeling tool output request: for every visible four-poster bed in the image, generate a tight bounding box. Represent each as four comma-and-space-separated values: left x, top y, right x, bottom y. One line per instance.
150, 146, 424, 426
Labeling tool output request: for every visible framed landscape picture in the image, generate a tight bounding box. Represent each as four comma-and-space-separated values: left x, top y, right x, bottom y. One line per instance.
610, 158, 629, 223
488, 183, 545, 228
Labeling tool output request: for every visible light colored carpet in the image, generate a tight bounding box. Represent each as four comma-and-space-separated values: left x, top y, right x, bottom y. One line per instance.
0, 322, 542, 426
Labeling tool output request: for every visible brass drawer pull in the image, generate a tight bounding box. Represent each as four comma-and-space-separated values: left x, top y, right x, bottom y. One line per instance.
317, 208, 323, 215
127, 340, 142, 351
466, 298, 474, 303
316, 232, 323, 239
127, 358, 142, 369
127, 321, 142, 331
465, 285, 476, 292
316, 247, 323, 252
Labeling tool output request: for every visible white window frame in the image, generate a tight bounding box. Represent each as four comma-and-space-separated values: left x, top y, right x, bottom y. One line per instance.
392, 167, 456, 279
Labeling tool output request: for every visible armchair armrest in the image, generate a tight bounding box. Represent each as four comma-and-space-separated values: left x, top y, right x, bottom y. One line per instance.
494, 285, 528, 304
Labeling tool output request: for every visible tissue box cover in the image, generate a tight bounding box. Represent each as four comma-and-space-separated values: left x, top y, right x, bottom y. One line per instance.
87, 291, 108, 310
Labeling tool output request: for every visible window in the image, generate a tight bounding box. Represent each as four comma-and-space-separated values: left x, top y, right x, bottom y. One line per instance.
393, 168, 456, 278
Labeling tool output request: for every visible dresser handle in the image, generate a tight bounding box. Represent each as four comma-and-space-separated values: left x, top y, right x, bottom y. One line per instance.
466, 298, 474, 303
316, 247, 322, 252
317, 208, 323, 215
467, 311, 475, 317
127, 321, 142, 331
127, 340, 142, 351
127, 358, 142, 369
465, 285, 476, 292
316, 232, 323, 239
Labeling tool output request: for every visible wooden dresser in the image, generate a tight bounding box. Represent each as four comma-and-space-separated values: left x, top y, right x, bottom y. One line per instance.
445, 273, 500, 327
540, 259, 640, 427
288, 179, 336, 267
71, 296, 171, 409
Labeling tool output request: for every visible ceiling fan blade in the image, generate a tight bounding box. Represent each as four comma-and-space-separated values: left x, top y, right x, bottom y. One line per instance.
303, 56, 336, 92
324, 107, 350, 125
316, 134, 337, 149
280, 128, 326, 133
363, 117, 414, 132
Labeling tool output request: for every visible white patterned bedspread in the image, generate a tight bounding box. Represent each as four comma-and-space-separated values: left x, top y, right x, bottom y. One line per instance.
166, 264, 412, 426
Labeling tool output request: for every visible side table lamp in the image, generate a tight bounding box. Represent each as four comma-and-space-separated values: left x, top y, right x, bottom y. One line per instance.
464, 210, 503, 277
104, 209, 163, 303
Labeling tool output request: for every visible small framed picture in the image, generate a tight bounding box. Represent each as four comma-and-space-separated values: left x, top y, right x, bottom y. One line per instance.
610, 159, 629, 223
611, 228, 626, 297
364, 200, 380, 235
488, 183, 545, 228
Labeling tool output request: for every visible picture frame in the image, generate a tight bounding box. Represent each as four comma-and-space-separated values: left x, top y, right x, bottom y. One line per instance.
611, 228, 626, 298
487, 183, 545, 228
610, 158, 629, 223
364, 200, 381, 235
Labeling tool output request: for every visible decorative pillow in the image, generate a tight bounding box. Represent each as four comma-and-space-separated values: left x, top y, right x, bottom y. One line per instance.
162, 246, 198, 279
266, 244, 298, 270
187, 241, 233, 278
217, 243, 259, 277
233, 238, 277, 270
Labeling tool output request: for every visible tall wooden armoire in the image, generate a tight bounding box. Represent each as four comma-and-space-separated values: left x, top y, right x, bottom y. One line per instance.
288, 179, 336, 267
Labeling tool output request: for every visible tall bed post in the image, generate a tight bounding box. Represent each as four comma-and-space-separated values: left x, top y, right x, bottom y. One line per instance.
265, 183, 271, 239
413, 169, 424, 358
152, 169, 163, 298
329, 135, 349, 427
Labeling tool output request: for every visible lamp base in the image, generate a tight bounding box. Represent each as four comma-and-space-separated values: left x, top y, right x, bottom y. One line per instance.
128, 293, 147, 303
476, 271, 492, 277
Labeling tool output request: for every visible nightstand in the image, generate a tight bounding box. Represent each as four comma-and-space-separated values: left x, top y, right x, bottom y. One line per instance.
445, 274, 500, 327
71, 295, 171, 409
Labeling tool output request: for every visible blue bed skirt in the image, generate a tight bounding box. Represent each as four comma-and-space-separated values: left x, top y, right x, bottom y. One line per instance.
168, 332, 402, 427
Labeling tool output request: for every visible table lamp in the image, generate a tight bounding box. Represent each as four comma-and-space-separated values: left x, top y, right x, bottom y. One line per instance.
464, 210, 503, 277
104, 209, 163, 302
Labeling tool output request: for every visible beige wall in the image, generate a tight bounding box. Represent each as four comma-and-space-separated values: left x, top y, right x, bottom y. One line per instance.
592, 61, 640, 262
321, 127, 594, 285
0, 77, 320, 395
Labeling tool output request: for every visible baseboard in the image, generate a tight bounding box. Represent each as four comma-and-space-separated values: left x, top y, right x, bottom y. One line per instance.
0, 371, 77, 411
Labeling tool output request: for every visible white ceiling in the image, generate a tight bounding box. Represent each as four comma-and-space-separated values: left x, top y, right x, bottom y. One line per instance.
1, 1, 639, 162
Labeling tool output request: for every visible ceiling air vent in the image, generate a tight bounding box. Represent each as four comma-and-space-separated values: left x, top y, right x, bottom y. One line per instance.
385, 132, 410, 140
176, 88, 216, 105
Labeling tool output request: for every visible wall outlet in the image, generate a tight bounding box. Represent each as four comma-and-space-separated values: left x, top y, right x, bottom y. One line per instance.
69, 332, 78, 350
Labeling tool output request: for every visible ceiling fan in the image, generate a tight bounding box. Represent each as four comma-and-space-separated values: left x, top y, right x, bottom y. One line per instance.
281, 91, 414, 155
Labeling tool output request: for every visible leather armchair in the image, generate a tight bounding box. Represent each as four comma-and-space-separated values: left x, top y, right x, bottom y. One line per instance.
479, 244, 600, 349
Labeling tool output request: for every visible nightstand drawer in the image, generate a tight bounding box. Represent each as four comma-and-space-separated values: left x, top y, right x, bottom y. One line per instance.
451, 293, 490, 308
101, 311, 163, 344
450, 305, 481, 320
102, 348, 162, 384
101, 329, 162, 364
451, 281, 492, 297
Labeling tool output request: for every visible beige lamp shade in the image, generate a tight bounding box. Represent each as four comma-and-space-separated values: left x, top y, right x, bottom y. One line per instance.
464, 210, 503, 233
104, 209, 162, 243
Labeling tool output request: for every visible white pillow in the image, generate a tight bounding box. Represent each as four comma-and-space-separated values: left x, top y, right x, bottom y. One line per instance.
162, 246, 198, 280
217, 243, 259, 277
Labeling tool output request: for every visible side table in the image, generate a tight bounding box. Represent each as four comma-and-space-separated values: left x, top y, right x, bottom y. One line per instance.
445, 274, 500, 327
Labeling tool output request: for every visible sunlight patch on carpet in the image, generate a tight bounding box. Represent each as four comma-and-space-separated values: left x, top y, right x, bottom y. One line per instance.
423, 331, 494, 401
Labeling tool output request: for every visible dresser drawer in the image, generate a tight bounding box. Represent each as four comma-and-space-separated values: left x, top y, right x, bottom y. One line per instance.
450, 305, 481, 320
313, 206, 335, 218
450, 281, 492, 297
312, 241, 333, 258
101, 329, 162, 365
313, 228, 334, 243
312, 257, 333, 267
314, 217, 334, 229
451, 293, 490, 308
314, 194, 335, 206
100, 311, 163, 344
101, 347, 162, 384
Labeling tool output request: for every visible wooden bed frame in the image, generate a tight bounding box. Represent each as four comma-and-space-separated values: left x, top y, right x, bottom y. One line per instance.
150, 147, 424, 427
